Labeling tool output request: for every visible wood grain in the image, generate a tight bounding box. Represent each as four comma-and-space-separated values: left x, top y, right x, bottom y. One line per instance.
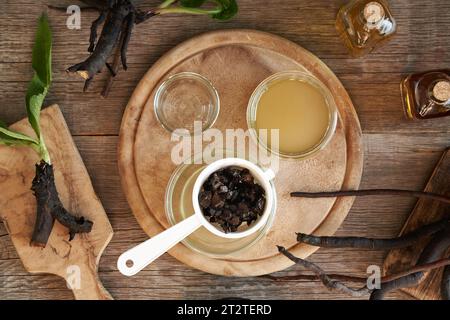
2, 132, 448, 299
383, 148, 450, 300
120, 29, 363, 276
0, 106, 113, 300
0, 0, 449, 299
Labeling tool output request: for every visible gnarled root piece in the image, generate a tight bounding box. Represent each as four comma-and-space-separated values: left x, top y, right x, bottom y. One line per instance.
277, 246, 371, 297
296, 218, 449, 250
273, 247, 450, 298
276, 220, 449, 299
370, 226, 450, 300
67, 0, 151, 94
291, 189, 450, 204
30, 162, 56, 247
88, 11, 107, 53
442, 265, 450, 300
265, 258, 450, 284
67, 1, 132, 82
30, 161, 93, 247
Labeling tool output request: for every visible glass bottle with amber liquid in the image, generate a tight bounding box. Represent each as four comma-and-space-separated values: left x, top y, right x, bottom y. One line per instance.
401, 70, 450, 120
336, 0, 397, 57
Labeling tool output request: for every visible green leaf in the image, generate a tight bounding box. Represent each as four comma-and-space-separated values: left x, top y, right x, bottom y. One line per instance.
0, 127, 39, 144
0, 135, 40, 150
0, 121, 39, 148
26, 74, 48, 139
0, 14, 52, 163
160, 0, 237, 19
26, 13, 52, 140
33, 14, 52, 87
180, 0, 207, 7
211, 0, 238, 20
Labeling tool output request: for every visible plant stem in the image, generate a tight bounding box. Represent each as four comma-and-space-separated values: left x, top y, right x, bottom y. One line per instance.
156, 6, 222, 15
291, 189, 450, 204
158, 0, 179, 9
39, 136, 51, 164
28, 136, 51, 164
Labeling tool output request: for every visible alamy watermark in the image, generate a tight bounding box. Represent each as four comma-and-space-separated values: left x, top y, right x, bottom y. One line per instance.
366, 265, 381, 290
170, 121, 280, 172
66, 265, 81, 290
66, 5, 81, 30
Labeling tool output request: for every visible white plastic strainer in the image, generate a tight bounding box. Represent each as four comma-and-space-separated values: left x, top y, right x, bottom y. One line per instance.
117, 158, 275, 276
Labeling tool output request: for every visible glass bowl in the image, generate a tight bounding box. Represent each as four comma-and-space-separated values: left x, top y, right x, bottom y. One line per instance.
246, 71, 338, 160
154, 72, 220, 135
165, 157, 277, 258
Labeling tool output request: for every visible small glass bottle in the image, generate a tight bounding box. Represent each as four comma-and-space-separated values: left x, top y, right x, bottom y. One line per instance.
336, 0, 397, 57
401, 70, 450, 120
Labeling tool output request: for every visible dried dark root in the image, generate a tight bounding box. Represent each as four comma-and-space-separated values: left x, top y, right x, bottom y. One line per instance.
88, 11, 107, 53
277, 219, 449, 299
83, 77, 93, 92
291, 189, 450, 204
277, 246, 371, 297
105, 62, 116, 76
296, 218, 449, 250
120, 11, 135, 70
67, 0, 151, 94
370, 272, 424, 300
30, 161, 93, 247
370, 227, 450, 300
442, 265, 450, 300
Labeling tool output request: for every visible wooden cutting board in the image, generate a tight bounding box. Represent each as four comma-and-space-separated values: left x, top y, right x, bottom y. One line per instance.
118, 30, 364, 276
0, 105, 113, 300
383, 147, 450, 300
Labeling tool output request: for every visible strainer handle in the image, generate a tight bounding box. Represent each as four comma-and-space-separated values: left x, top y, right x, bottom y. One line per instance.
263, 168, 276, 180
117, 214, 202, 276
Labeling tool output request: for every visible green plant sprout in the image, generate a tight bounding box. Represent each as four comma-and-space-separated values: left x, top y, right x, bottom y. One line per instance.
0, 14, 52, 163
0, 14, 93, 247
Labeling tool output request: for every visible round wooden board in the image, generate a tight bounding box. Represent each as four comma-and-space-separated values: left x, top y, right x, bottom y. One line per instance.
118, 30, 363, 276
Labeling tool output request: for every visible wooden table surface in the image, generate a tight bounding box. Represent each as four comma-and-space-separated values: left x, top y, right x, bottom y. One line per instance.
0, 0, 449, 300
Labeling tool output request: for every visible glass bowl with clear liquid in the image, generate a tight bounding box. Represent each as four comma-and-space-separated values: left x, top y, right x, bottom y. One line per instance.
154, 72, 220, 135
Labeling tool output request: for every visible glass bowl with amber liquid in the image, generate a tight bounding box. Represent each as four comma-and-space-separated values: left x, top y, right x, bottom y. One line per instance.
247, 71, 338, 160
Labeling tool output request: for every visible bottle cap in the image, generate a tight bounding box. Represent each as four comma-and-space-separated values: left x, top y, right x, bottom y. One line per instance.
432, 81, 450, 102
364, 2, 385, 26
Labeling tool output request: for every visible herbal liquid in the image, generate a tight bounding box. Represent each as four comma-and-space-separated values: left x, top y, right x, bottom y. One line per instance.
401, 69, 450, 120
255, 79, 331, 156
170, 164, 270, 256
176, 166, 248, 254
336, 0, 397, 57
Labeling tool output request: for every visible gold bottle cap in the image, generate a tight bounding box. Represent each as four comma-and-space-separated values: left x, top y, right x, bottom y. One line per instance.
432, 81, 450, 102
364, 2, 385, 25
